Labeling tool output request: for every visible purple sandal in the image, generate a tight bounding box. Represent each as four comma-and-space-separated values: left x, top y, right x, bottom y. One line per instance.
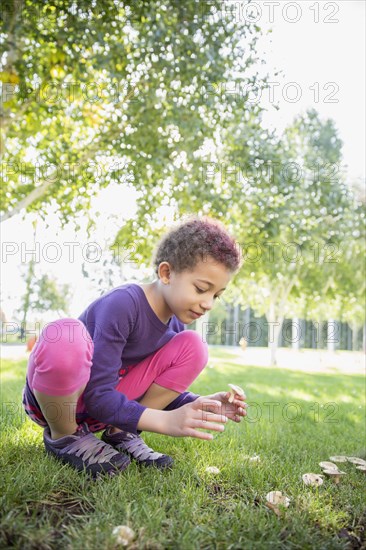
43, 422, 131, 478
102, 427, 173, 469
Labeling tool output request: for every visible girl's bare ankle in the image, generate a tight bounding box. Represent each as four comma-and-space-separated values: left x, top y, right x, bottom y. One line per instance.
109, 426, 123, 435
50, 426, 78, 440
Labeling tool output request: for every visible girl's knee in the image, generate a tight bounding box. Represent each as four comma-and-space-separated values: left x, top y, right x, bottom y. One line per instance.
176, 330, 209, 368
33, 319, 93, 380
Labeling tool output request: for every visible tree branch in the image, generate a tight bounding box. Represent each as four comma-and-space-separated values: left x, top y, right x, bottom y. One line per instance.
1, 145, 100, 222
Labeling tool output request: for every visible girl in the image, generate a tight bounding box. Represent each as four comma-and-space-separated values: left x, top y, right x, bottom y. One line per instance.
22, 216, 247, 478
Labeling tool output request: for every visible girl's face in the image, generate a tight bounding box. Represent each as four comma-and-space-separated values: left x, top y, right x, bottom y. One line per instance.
160, 256, 233, 325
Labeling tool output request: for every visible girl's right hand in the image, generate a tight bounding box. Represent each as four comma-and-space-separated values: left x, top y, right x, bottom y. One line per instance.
162, 397, 228, 440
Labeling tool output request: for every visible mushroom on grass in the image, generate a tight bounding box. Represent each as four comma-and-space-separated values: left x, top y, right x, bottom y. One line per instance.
322, 469, 346, 484
319, 461, 339, 471
347, 457, 366, 466
205, 466, 220, 474
112, 526, 135, 547
302, 473, 324, 487
329, 455, 348, 463
265, 491, 290, 516
249, 455, 261, 463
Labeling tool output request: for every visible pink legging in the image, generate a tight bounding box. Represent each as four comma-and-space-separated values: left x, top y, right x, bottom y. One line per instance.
26, 319, 208, 427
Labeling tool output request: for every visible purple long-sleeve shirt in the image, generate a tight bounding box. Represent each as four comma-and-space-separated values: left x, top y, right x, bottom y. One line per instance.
78, 283, 200, 434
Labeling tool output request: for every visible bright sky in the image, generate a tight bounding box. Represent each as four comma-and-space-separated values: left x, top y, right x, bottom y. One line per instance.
256, 0, 365, 180
1, 0, 365, 322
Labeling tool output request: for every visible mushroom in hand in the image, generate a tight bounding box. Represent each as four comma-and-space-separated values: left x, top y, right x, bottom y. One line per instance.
228, 383, 245, 403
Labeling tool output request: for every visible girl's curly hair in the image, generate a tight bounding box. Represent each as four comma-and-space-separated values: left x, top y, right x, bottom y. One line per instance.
152, 216, 241, 274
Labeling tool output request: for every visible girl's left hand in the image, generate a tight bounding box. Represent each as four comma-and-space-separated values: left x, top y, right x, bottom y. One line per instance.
202, 391, 248, 423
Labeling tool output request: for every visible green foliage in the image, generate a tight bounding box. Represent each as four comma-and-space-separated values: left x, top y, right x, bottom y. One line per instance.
31, 274, 71, 315
1, 0, 265, 227
229, 110, 365, 340
18, 271, 71, 321
1, 2, 363, 355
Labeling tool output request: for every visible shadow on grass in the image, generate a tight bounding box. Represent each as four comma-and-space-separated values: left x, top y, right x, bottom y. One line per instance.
190, 354, 365, 459
194, 357, 365, 403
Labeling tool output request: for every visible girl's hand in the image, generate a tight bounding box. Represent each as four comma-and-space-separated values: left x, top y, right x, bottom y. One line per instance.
202, 391, 248, 423
160, 396, 229, 440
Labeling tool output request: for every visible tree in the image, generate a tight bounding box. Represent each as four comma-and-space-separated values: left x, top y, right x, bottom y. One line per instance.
30, 274, 71, 316
18, 270, 70, 340
224, 109, 360, 364
1, 0, 266, 229
114, 107, 362, 364
18, 254, 35, 338
17, 219, 71, 329
300, 205, 366, 352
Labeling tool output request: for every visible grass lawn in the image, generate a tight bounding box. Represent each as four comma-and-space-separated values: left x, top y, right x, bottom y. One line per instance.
1, 348, 365, 549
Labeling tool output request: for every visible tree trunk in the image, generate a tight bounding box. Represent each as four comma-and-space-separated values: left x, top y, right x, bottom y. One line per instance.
225, 304, 232, 346
266, 302, 284, 367
351, 322, 360, 351
244, 307, 250, 347
270, 321, 283, 366
264, 278, 296, 365
19, 220, 38, 339
292, 317, 300, 350
233, 303, 240, 346
20, 258, 35, 340
1, 146, 102, 222
327, 319, 336, 352
311, 321, 318, 349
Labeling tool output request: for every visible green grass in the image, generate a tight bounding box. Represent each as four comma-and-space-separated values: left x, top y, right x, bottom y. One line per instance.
1, 348, 365, 550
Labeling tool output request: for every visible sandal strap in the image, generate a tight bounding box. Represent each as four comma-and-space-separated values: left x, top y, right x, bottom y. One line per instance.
105, 429, 166, 461
120, 434, 165, 461
60, 432, 121, 465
